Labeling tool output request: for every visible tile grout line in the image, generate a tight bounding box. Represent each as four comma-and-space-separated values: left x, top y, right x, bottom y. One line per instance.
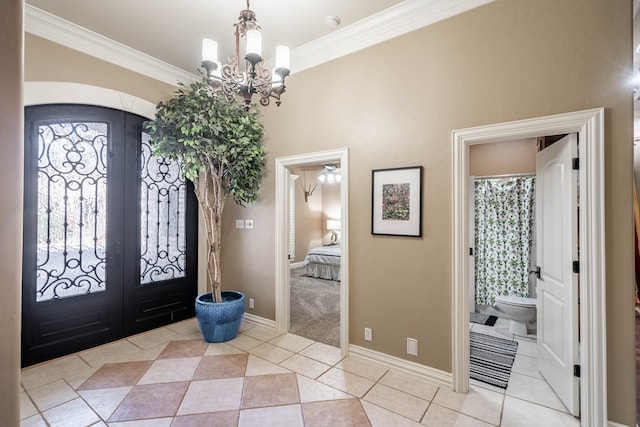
419, 387, 440, 424
26, 322, 504, 426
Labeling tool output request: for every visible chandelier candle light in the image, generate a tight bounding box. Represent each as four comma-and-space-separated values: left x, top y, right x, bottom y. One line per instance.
201, 0, 291, 110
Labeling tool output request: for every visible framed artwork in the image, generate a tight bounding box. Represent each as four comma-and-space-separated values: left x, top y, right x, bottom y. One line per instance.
371, 166, 423, 237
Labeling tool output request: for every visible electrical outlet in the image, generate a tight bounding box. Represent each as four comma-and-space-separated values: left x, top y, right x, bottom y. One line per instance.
244, 219, 254, 229
407, 338, 418, 356
235, 219, 244, 229
364, 327, 372, 342
249, 298, 254, 309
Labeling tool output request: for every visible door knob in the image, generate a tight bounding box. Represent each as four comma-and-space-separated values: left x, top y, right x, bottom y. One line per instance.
529, 266, 541, 279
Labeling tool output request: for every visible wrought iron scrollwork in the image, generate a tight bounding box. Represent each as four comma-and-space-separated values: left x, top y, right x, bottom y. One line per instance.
139, 132, 186, 284
36, 122, 108, 301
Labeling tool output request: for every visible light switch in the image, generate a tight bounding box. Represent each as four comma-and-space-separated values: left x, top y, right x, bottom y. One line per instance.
244, 219, 254, 229
235, 219, 245, 229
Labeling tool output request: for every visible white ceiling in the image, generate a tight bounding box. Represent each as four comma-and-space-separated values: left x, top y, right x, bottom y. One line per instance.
25, 0, 405, 73
24, 0, 494, 83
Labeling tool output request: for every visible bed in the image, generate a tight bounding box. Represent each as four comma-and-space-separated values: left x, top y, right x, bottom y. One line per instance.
304, 245, 341, 281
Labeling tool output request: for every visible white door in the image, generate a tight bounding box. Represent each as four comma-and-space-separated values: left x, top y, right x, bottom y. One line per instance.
536, 133, 580, 416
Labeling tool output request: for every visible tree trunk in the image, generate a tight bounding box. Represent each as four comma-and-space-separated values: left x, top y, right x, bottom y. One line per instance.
193, 167, 226, 303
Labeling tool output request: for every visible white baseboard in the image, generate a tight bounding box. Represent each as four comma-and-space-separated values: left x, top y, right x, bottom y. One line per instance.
290, 261, 306, 269
242, 313, 276, 329
239, 316, 452, 389
211, 315, 634, 427
349, 344, 452, 388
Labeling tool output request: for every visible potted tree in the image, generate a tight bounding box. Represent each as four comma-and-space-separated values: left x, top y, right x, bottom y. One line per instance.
145, 77, 265, 342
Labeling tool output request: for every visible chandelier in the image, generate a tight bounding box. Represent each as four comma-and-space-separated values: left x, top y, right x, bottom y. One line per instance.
318, 164, 341, 184
201, 0, 290, 110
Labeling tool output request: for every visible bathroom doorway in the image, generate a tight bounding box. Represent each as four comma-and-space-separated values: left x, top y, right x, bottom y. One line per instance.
470, 134, 580, 416
452, 109, 607, 426
468, 138, 566, 412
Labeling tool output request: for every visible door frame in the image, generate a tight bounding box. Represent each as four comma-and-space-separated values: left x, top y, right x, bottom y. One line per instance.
275, 148, 349, 354
452, 108, 606, 425
22, 83, 199, 365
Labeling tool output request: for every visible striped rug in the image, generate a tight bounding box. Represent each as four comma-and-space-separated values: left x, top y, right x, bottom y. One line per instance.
470, 331, 518, 389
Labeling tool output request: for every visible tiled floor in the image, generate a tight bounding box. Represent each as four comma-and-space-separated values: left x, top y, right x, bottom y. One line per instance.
20, 317, 580, 426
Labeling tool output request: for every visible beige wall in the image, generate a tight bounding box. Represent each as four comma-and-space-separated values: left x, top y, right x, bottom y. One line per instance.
0, 0, 23, 425
11, 0, 634, 423
25, 34, 176, 103
293, 169, 323, 259
322, 181, 341, 245
230, 0, 633, 423
469, 138, 537, 176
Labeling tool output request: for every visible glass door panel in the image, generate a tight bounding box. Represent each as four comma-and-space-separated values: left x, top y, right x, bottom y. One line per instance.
139, 132, 186, 284
36, 122, 108, 301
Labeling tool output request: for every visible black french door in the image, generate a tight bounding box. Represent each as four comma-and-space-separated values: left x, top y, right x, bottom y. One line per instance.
22, 105, 197, 367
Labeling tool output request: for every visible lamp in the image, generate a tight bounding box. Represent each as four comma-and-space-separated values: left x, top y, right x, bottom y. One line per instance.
318, 163, 341, 184
201, 0, 291, 111
326, 219, 341, 244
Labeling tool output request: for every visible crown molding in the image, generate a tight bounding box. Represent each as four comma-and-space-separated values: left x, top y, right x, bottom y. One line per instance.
25, 0, 493, 83
289, 0, 494, 73
25, 4, 196, 87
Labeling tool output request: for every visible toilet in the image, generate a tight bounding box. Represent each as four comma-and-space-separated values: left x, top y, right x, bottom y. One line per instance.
494, 295, 537, 336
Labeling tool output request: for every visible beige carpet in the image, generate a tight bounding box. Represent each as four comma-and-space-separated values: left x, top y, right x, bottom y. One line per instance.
289, 267, 340, 347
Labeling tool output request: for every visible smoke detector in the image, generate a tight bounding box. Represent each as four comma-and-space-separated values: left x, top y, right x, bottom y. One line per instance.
324, 16, 341, 28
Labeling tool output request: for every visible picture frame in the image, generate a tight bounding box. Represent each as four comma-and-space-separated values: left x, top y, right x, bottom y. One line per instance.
371, 166, 423, 237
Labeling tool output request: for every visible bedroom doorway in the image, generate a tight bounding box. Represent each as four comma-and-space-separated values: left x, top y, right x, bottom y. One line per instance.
288, 164, 342, 347
275, 148, 349, 355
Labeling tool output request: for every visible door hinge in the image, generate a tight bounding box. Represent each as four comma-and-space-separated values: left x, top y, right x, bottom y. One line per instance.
572, 157, 579, 170
573, 364, 581, 378
572, 261, 580, 274
469, 247, 474, 256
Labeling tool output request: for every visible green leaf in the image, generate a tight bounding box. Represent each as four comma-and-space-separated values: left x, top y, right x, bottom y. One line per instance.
144, 73, 266, 208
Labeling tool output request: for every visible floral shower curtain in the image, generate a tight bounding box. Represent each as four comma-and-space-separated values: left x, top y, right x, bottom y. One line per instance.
474, 177, 535, 305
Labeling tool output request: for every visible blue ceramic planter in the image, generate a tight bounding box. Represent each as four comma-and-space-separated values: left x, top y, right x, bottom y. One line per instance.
195, 291, 245, 343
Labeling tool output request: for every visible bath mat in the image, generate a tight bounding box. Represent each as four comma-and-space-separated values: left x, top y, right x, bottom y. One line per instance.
469, 312, 498, 326
470, 331, 518, 389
